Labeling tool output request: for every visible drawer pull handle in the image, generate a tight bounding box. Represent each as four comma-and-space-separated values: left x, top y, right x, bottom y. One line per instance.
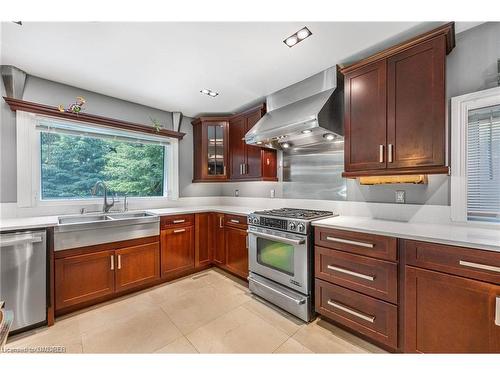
173, 229, 186, 233
387, 144, 393, 163
230, 219, 240, 224
173, 219, 186, 224
219, 216, 224, 228
325, 236, 374, 248
327, 300, 375, 323
459, 260, 500, 274
327, 265, 375, 281
117, 254, 121, 270
379, 145, 384, 163
110, 255, 114, 270
496, 297, 500, 327
248, 276, 306, 305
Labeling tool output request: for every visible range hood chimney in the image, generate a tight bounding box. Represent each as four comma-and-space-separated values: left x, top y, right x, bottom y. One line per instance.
245, 66, 343, 150
1, 65, 27, 99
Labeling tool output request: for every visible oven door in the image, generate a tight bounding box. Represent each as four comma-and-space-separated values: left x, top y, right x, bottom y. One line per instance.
248, 225, 309, 295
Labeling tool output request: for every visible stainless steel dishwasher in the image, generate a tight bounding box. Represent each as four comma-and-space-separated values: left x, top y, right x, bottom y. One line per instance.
0, 230, 47, 331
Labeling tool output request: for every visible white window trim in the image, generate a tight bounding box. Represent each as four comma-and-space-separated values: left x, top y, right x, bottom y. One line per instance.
450, 86, 500, 223
16, 111, 179, 208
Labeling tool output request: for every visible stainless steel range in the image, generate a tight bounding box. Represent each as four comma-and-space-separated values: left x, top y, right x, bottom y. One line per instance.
247, 208, 336, 321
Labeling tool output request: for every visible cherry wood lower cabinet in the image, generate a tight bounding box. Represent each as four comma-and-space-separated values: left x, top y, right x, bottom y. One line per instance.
115, 242, 160, 292
55, 238, 160, 313
224, 223, 249, 279
55, 250, 115, 310
195, 213, 213, 268
161, 225, 194, 279
212, 213, 226, 265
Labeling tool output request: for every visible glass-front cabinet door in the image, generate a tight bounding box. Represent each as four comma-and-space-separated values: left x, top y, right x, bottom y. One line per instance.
203, 120, 228, 180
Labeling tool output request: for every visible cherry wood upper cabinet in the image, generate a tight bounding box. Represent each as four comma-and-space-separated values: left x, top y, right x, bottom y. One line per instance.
341, 22, 455, 178
192, 118, 229, 182
344, 60, 387, 172
192, 104, 277, 182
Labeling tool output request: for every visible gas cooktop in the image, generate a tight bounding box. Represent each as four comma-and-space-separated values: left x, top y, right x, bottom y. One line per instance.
252, 208, 334, 221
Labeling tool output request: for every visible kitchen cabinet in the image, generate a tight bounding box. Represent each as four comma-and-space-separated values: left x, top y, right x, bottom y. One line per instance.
212, 213, 226, 265
192, 104, 277, 182
161, 225, 194, 279
341, 22, 455, 177
55, 250, 115, 310
115, 242, 160, 292
403, 239, 500, 353
195, 213, 213, 268
224, 223, 249, 279
192, 118, 229, 182
229, 105, 278, 181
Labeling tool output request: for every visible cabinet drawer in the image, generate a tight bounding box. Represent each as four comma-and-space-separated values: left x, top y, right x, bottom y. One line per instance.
315, 227, 397, 261
224, 214, 247, 229
315, 246, 398, 303
160, 214, 194, 228
404, 239, 500, 285
315, 279, 398, 349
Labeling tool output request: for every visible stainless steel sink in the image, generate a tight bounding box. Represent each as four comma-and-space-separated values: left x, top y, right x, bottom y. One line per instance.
54, 211, 159, 251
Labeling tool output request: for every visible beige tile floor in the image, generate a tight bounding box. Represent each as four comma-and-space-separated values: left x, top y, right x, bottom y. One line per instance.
6, 269, 386, 354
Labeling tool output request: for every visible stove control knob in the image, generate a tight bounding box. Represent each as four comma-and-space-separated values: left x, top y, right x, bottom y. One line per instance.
253, 217, 259, 224
297, 223, 305, 232
289, 222, 296, 231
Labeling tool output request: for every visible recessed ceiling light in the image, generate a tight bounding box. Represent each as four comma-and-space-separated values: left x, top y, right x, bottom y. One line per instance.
256, 141, 263, 145
283, 27, 312, 48
323, 133, 336, 141
281, 142, 291, 149
200, 88, 219, 98
301, 129, 312, 134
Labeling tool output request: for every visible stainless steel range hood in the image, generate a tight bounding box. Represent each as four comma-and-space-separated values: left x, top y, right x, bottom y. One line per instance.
245, 66, 343, 150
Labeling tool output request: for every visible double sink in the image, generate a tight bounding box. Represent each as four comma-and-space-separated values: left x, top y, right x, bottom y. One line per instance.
54, 211, 160, 251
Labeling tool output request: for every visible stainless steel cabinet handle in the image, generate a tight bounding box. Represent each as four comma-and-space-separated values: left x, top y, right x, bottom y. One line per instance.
248, 277, 305, 305
240, 164, 243, 175
117, 254, 121, 270
173, 228, 186, 233
110, 255, 114, 270
379, 145, 384, 163
459, 260, 500, 273
325, 236, 374, 248
388, 144, 393, 163
495, 297, 500, 327
230, 219, 240, 224
248, 230, 305, 245
327, 300, 375, 323
327, 265, 375, 281
219, 216, 224, 228
244, 164, 248, 174
173, 219, 185, 224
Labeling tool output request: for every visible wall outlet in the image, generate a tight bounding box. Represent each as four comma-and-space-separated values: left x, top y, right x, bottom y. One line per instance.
234, 189, 239, 197
395, 190, 406, 204
270, 189, 275, 198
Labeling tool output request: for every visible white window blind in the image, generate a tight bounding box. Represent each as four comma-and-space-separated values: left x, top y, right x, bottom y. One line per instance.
467, 104, 500, 222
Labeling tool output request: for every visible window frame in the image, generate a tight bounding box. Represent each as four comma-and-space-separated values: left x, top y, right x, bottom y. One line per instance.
450, 86, 500, 223
16, 111, 179, 208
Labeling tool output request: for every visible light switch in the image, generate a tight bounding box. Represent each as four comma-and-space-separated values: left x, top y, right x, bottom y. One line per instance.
234, 189, 239, 197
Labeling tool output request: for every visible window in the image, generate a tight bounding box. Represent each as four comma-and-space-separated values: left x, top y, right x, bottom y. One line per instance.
16, 112, 178, 207
451, 87, 500, 223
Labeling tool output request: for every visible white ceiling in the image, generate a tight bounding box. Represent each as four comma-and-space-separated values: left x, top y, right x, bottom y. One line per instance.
0, 22, 481, 117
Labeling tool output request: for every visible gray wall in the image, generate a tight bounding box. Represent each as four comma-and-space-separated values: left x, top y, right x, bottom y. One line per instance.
0, 75, 221, 202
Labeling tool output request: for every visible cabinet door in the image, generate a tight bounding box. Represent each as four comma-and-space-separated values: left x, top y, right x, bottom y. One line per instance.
115, 242, 160, 292
387, 36, 446, 169
245, 110, 264, 179
161, 226, 195, 278
224, 226, 248, 279
229, 116, 247, 180
195, 213, 213, 268
405, 266, 500, 353
344, 59, 387, 172
55, 250, 115, 310
261, 148, 277, 180
213, 213, 226, 265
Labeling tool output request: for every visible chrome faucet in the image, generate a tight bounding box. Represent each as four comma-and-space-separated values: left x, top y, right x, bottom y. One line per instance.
91, 181, 115, 213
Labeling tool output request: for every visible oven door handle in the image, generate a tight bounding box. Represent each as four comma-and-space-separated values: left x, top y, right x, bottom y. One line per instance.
248, 276, 306, 305
247, 230, 305, 245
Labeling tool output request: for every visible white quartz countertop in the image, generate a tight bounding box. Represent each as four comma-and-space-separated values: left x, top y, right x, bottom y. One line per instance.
0, 206, 259, 232
312, 216, 500, 253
